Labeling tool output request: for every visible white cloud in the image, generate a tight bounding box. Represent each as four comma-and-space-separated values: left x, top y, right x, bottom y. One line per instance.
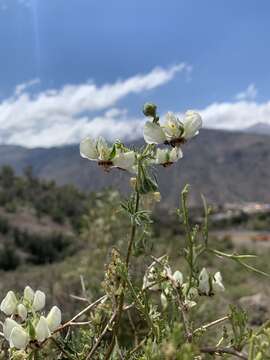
0, 64, 189, 147
15, 78, 40, 96
235, 83, 257, 101
199, 100, 270, 130
2, 65, 268, 148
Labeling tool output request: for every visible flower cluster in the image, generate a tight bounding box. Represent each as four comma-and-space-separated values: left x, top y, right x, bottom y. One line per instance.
0, 286, 61, 350
143, 260, 224, 310
198, 267, 225, 296
80, 104, 202, 174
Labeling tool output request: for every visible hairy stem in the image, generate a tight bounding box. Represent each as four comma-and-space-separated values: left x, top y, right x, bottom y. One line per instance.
104, 189, 140, 359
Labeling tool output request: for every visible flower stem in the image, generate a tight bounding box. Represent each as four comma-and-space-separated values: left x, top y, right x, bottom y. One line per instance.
104, 188, 140, 360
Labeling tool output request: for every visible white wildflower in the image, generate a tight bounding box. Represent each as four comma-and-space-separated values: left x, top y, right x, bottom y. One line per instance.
212, 272, 225, 292
23, 286, 35, 303
198, 268, 211, 295
35, 316, 51, 342
3, 318, 19, 341
143, 111, 202, 145
46, 306, 61, 332
0, 291, 17, 316
155, 147, 183, 166
9, 326, 29, 350
172, 270, 183, 286
32, 290, 46, 312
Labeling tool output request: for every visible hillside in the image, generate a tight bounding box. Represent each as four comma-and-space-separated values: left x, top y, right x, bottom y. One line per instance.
1, 128, 270, 205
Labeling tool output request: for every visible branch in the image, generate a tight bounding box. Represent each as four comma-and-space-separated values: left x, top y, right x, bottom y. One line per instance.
200, 346, 248, 359
55, 295, 107, 333
193, 316, 229, 335
86, 311, 117, 359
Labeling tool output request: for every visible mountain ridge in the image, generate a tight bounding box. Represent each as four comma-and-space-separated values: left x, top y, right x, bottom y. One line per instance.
1, 128, 270, 206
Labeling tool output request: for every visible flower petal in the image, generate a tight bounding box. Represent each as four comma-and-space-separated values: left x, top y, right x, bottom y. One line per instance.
32, 290, 46, 312
198, 268, 210, 295
173, 270, 183, 285
35, 316, 51, 342
213, 272, 225, 292
0, 291, 17, 316
163, 112, 183, 139
46, 306, 61, 332
80, 137, 99, 160
17, 304, 28, 321
183, 111, 202, 139
9, 326, 29, 350
169, 147, 183, 162
155, 148, 169, 164
96, 137, 111, 160
23, 286, 35, 303
143, 121, 166, 144
3, 318, 19, 340
113, 151, 136, 172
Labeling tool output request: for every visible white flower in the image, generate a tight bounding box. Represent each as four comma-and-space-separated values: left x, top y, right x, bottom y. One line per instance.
3, 318, 19, 341
80, 137, 136, 172
17, 304, 27, 321
163, 112, 184, 140
155, 147, 183, 166
213, 272, 225, 292
143, 267, 159, 291
80, 137, 110, 161
160, 293, 168, 309
184, 299, 197, 309
80, 137, 99, 160
9, 326, 29, 350
172, 270, 183, 286
143, 111, 202, 145
32, 290, 46, 312
23, 286, 35, 303
198, 268, 211, 295
182, 111, 202, 140
143, 121, 167, 144
35, 316, 51, 342
1, 291, 17, 316
46, 306, 61, 332
113, 151, 136, 173
96, 137, 111, 161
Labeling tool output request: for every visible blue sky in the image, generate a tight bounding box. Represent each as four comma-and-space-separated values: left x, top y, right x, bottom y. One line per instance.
1, 0, 270, 147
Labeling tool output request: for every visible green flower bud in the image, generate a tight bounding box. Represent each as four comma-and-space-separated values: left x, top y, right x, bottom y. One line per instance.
143, 103, 157, 118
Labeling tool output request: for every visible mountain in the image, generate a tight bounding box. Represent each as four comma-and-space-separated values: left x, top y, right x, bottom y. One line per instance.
0, 128, 270, 206
245, 122, 270, 135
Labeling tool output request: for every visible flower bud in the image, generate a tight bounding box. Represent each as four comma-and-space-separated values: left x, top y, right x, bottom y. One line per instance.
35, 316, 50, 342
129, 177, 137, 189
153, 192, 161, 202
23, 286, 34, 303
1, 291, 17, 315
143, 103, 157, 118
160, 293, 168, 309
32, 290, 46, 312
46, 306, 61, 332
198, 268, 210, 295
17, 304, 27, 321
9, 326, 29, 350
172, 270, 183, 286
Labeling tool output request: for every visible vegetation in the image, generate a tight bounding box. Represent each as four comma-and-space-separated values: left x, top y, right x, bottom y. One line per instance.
0, 104, 269, 359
